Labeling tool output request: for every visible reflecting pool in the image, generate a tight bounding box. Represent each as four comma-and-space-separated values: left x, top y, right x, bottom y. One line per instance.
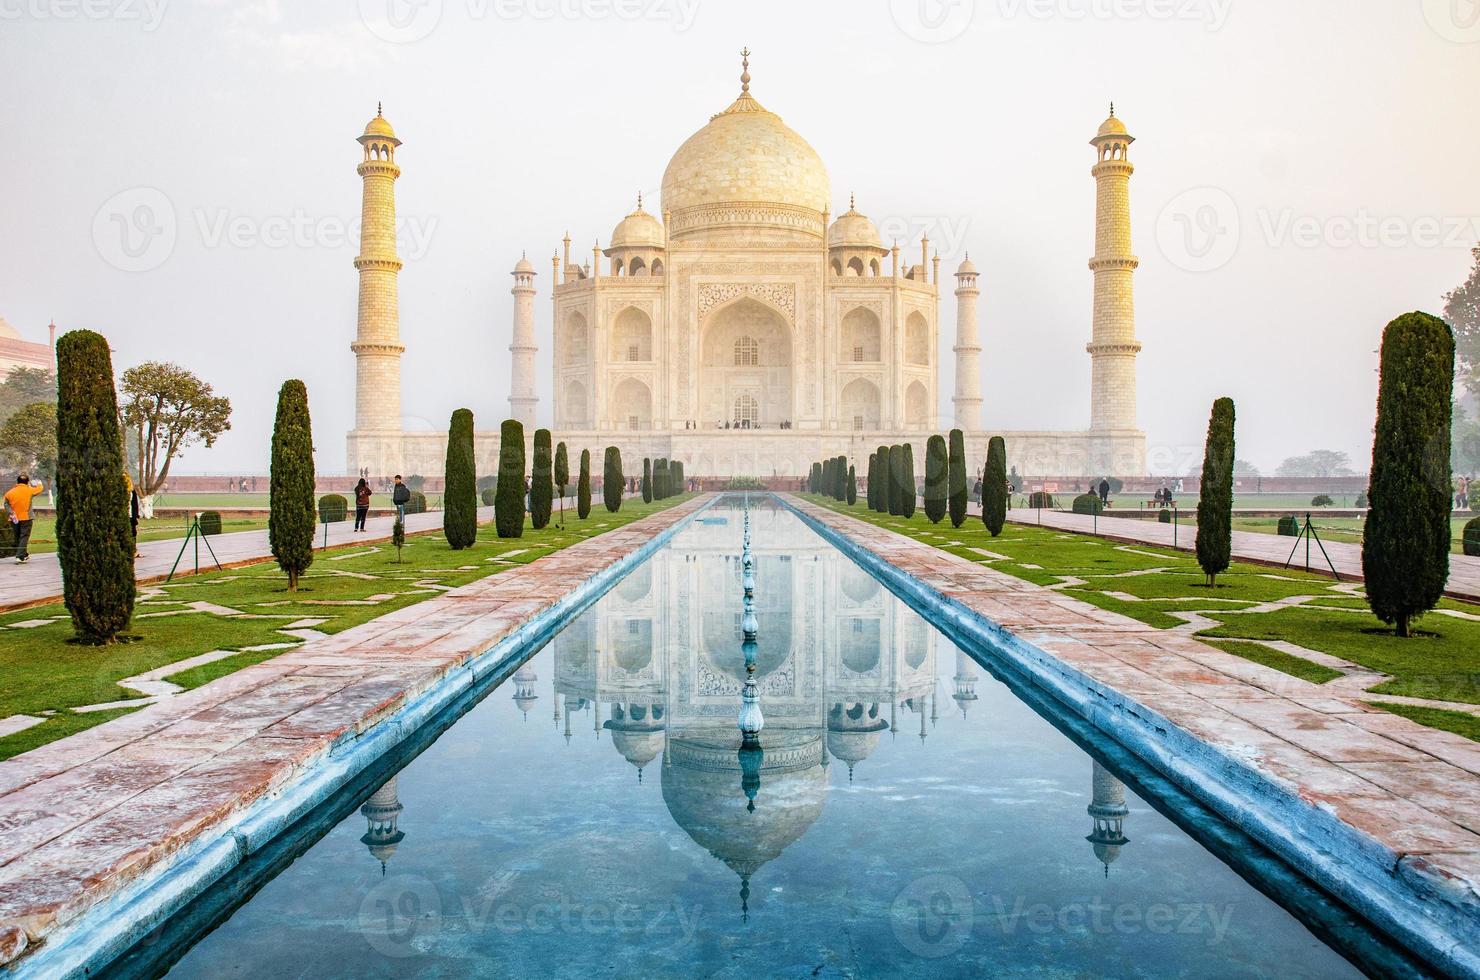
144, 500, 1381, 978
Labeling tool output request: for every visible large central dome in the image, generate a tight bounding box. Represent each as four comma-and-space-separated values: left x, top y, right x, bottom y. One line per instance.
661, 58, 831, 243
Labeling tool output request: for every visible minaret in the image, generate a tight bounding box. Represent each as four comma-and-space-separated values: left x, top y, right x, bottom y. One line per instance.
951, 648, 979, 718
1086, 760, 1130, 876
1087, 104, 1142, 432
360, 776, 406, 874
511, 661, 539, 718
508, 254, 538, 427
952, 256, 983, 431
351, 105, 405, 438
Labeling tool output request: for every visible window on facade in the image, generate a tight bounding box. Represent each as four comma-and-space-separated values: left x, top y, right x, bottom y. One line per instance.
733, 336, 759, 366
627, 344, 640, 362
733, 393, 759, 427
627, 415, 639, 430
852, 346, 864, 363
853, 415, 864, 431
627, 620, 639, 635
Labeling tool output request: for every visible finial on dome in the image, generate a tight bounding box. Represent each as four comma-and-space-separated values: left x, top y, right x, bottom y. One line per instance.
377, 101, 383, 117
850, 191, 856, 211
740, 47, 751, 94
1109, 101, 1115, 117
637, 191, 643, 210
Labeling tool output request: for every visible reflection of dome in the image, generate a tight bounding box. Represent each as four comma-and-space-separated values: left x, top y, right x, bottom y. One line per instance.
1087, 762, 1131, 875
613, 620, 653, 672
606, 704, 666, 779
661, 729, 826, 914
827, 703, 888, 779
360, 778, 405, 871
661, 57, 830, 242
839, 565, 880, 605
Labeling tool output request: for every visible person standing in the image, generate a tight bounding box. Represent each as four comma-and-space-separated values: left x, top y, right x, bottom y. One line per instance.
126, 473, 141, 557
354, 478, 372, 532
5, 474, 45, 563
391, 475, 410, 521
1098, 477, 1111, 506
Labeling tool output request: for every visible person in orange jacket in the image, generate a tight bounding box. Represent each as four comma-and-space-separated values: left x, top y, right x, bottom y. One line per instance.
4, 474, 45, 563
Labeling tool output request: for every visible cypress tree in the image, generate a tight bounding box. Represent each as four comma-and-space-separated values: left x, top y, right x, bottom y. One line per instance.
1364, 312, 1454, 637
901, 443, 917, 518
948, 429, 968, 529
655, 458, 668, 500
267, 378, 316, 592
811, 461, 822, 494
531, 429, 554, 530
443, 408, 477, 549
554, 441, 569, 526
924, 436, 948, 523
55, 329, 135, 641
495, 420, 526, 538
875, 445, 890, 513
674, 460, 685, 493
983, 436, 1007, 537
837, 456, 849, 500
603, 446, 623, 512
642, 457, 653, 503
1195, 398, 1236, 586
577, 449, 592, 519
847, 464, 858, 505
888, 445, 904, 516
865, 453, 876, 509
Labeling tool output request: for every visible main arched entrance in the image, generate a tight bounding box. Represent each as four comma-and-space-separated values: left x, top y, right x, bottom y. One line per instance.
700, 298, 792, 429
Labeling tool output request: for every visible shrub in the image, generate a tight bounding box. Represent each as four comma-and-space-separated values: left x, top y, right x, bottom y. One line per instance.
406, 475, 425, 492
406, 490, 427, 515
530, 429, 553, 530
318, 494, 349, 523
846, 465, 857, 505
1277, 514, 1301, 536
1355, 492, 1368, 509
1027, 491, 1056, 509
656, 458, 670, 500
900, 444, 917, 519
443, 408, 477, 549
1158, 508, 1172, 524
1311, 494, 1334, 507
924, 435, 948, 523
725, 476, 767, 491
495, 420, 526, 538
476, 474, 497, 494
1464, 517, 1480, 557
1364, 311, 1454, 636
1196, 397, 1236, 586
1072, 493, 1104, 516
983, 436, 1007, 536
948, 429, 968, 529
391, 516, 405, 562
268, 379, 316, 593
481, 487, 497, 506
54, 330, 136, 641
578, 449, 592, 519
642, 458, 653, 503
603, 447, 623, 513
198, 510, 223, 536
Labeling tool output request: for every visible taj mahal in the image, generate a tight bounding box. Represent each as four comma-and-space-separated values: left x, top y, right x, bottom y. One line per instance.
345, 52, 1147, 479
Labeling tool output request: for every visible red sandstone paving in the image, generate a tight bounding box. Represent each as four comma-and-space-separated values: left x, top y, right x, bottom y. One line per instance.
789, 497, 1480, 906
0, 496, 709, 961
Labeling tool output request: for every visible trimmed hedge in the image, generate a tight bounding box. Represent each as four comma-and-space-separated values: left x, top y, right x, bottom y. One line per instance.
900, 444, 917, 519
1158, 508, 1172, 524
603, 447, 623, 513
1464, 517, 1480, 557
642, 458, 653, 503
1311, 494, 1334, 507
846, 465, 857, 505
496, 420, 526, 538
578, 449, 592, 519
198, 510, 223, 536
1072, 493, 1104, 516
444, 408, 477, 549
481, 487, 497, 506
406, 490, 427, 516
1277, 515, 1301, 536
948, 429, 968, 529
924, 435, 947, 524
1027, 491, 1056, 510
983, 435, 1007, 536
530, 429, 553, 530
318, 494, 349, 523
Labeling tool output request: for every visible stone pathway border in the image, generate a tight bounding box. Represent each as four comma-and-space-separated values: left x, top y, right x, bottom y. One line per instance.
0, 495, 714, 976
786, 496, 1479, 978
1002, 505, 1480, 602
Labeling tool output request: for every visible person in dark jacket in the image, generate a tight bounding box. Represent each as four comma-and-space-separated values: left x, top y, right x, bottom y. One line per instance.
1098, 478, 1111, 506
392, 475, 411, 521
354, 478, 372, 531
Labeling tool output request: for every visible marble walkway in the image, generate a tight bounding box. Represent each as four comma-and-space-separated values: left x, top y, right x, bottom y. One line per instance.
1003, 505, 1480, 602
0, 505, 502, 613
793, 496, 1479, 974
0, 495, 709, 970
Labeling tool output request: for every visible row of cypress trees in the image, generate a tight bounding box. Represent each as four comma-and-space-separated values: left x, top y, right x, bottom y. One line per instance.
642, 457, 687, 502
809, 455, 853, 501
862, 431, 976, 529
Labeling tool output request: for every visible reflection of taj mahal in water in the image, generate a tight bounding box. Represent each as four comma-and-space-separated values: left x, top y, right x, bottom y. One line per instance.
359, 503, 1133, 902
345, 52, 1148, 479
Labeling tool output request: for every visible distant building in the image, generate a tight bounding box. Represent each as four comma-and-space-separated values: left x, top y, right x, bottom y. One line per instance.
0, 317, 54, 378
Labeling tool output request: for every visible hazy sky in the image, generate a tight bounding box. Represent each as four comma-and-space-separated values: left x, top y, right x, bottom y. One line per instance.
2, 0, 1476, 476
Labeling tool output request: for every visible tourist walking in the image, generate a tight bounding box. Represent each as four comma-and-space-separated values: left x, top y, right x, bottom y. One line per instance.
973, 477, 983, 505
354, 478, 372, 531
5, 474, 45, 563
1458, 474, 1470, 511
392, 475, 410, 521
1098, 478, 1111, 506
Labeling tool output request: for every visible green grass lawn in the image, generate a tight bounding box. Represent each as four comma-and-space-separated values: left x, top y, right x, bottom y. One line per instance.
0, 496, 691, 760
803, 495, 1480, 742
6, 514, 273, 556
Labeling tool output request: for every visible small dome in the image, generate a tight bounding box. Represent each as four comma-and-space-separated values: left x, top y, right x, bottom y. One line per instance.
362, 106, 398, 141
956, 255, 978, 276
513, 254, 536, 274
828, 200, 881, 250
610, 201, 665, 250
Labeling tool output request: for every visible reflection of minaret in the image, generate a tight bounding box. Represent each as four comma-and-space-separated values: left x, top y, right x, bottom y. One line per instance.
360, 777, 406, 874
1086, 761, 1130, 876
511, 662, 538, 719
951, 649, 979, 719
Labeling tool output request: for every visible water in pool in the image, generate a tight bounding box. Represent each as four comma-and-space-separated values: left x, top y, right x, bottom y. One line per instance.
148, 500, 1378, 978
